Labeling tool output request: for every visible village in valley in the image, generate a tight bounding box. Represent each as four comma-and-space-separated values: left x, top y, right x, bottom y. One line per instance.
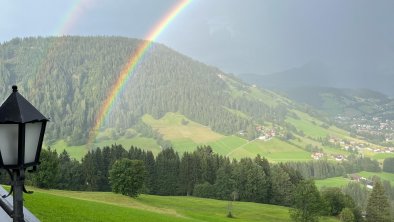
335, 115, 394, 145
238, 120, 394, 163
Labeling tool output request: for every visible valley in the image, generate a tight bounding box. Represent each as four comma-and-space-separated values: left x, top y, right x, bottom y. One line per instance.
2, 1, 394, 221
2, 36, 391, 165
1, 36, 394, 221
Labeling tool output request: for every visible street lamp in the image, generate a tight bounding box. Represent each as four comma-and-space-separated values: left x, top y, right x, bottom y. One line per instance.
0, 85, 48, 222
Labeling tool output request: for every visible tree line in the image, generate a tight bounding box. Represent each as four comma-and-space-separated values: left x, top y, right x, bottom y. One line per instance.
0, 144, 391, 221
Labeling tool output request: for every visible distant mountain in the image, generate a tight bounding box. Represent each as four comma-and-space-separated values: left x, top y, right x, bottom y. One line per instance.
239, 61, 394, 96
284, 87, 394, 118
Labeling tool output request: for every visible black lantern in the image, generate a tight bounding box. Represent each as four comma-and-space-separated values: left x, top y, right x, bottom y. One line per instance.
0, 85, 48, 222
0, 85, 48, 169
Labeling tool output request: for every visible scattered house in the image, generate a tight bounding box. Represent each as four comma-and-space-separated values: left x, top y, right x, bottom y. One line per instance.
255, 126, 277, 141
311, 152, 324, 160
348, 175, 374, 189
349, 174, 361, 182
255, 126, 263, 131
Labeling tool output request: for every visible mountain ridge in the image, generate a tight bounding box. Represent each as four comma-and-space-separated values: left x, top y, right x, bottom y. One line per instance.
238, 61, 394, 96
1, 36, 388, 163
0, 36, 273, 145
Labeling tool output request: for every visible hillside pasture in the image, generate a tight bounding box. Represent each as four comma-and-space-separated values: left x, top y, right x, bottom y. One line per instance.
51, 136, 161, 160
315, 177, 351, 189
358, 171, 394, 183
143, 113, 224, 143
226, 138, 311, 162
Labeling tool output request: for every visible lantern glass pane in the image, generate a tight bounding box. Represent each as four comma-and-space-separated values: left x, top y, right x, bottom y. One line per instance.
25, 122, 42, 164
0, 124, 18, 165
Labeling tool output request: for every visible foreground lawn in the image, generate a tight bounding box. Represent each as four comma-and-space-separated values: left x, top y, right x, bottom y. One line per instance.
24, 188, 339, 222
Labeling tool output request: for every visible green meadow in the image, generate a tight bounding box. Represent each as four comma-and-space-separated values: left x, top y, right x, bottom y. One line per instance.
358, 171, 394, 183
315, 177, 351, 189
143, 113, 223, 144
315, 171, 394, 189
371, 153, 394, 161
226, 138, 311, 162
50, 111, 385, 163
24, 188, 339, 222
51, 136, 161, 160
141, 113, 313, 162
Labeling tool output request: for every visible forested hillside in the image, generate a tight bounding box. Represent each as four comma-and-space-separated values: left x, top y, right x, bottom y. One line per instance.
0, 36, 289, 146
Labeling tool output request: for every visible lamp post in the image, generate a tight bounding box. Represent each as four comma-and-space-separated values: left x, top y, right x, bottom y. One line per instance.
0, 85, 48, 222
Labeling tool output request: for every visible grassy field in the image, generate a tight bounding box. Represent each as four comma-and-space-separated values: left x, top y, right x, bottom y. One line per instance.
286, 110, 361, 142
226, 138, 311, 162
286, 117, 329, 139
51, 136, 161, 160
315, 171, 394, 189
49, 140, 88, 160
371, 153, 394, 160
358, 171, 394, 183
23, 188, 339, 222
48, 109, 385, 163
210, 136, 247, 155
315, 177, 351, 189
143, 113, 224, 143
141, 113, 312, 162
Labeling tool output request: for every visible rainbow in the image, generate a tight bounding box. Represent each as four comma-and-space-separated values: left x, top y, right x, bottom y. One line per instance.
87, 0, 192, 146
55, 0, 91, 36
31, 0, 91, 97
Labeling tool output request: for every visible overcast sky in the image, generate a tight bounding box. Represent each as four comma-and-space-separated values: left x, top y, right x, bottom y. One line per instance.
1, 0, 394, 75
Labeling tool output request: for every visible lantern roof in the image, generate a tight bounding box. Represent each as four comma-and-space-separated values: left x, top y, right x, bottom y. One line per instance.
0, 86, 48, 123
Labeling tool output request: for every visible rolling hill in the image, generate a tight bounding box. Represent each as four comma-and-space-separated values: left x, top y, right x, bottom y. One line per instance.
0, 36, 385, 162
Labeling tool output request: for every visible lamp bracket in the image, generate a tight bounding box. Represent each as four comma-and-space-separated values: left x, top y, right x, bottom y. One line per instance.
23, 186, 33, 194
2, 186, 13, 198
2, 169, 14, 198
1, 168, 33, 199
27, 166, 37, 173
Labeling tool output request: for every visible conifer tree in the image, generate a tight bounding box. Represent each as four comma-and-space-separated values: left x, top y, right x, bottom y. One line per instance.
144, 151, 156, 194
155, 148, 180, 195
214, 160, 235, 200
366, 180, 391, 222
270, 165, 294, 206
290, 180, 322, 222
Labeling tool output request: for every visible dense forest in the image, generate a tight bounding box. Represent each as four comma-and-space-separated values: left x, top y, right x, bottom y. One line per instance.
0, 36, 289, 146
0, 144, 390, 221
